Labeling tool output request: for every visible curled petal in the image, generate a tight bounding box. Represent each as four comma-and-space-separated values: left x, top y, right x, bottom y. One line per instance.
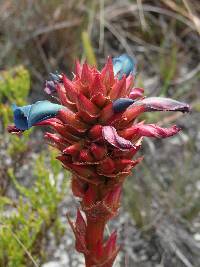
122, 124, 181, 139
12, 101, 64, 130
113, 54, 136, 79
135, 97, 190, 112
102, 126, 135, 150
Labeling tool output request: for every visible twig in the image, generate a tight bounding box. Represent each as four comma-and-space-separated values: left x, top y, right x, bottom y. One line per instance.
170, 241, 193, 267
161, 0, 189, 18
21, 19, 82, 43
87, 1, 96, 36
99, 0, 105, 51
82, 1, 134, 55
137, 0, 147, 31
31, 66, 44, 83
126, 32, 164, 53
35, 38, 52, 74
103, 20, 134, 56
182, 0, 200, 35
104, 4, 194, 30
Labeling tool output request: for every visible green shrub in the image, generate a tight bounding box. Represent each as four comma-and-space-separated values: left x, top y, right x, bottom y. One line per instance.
0, 67, 69, 267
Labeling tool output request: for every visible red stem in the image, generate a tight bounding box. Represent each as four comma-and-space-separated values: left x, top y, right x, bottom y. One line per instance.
85, 219, 105, 267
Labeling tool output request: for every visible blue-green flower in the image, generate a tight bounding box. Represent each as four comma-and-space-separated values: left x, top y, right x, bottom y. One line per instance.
12, 100, 64, 130
113, 54, 136, 79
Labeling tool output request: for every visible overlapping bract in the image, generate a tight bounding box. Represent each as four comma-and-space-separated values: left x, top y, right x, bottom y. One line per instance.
9, 55, 189, 267
39, 60, 189, 266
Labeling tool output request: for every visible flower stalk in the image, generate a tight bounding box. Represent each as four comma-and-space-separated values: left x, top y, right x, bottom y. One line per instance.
9, 54, 189, 267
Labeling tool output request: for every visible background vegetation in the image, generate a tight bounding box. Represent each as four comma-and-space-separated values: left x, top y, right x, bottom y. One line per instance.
0, 1, 200, 266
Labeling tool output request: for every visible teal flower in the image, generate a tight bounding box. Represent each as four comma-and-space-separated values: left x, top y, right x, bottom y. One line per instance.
113, 54, 136, 79
12, 100, 64, 130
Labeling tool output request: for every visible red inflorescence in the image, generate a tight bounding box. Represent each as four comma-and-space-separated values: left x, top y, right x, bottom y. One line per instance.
39, 57, 189, 267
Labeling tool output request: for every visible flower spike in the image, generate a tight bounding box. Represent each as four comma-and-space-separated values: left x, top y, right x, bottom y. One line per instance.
8, 54, 189, 267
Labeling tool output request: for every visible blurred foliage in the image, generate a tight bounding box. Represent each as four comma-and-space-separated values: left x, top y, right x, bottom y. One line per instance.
0, 66, 30, 127
0, 67, 33, 160
0, 67, 69, 267
0, 66, 30, 103
0, 151, 68, 267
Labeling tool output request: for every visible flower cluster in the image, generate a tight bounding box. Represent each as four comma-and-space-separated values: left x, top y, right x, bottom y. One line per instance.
9, 54, 189, 267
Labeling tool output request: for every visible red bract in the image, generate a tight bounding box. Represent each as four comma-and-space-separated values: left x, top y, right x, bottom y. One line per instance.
46, 60, 189, 267
9, 56, 190, 267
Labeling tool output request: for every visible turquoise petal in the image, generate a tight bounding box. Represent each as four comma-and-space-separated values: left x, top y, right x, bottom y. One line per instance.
113, 54, 136, 79
12, 101, 64, 130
